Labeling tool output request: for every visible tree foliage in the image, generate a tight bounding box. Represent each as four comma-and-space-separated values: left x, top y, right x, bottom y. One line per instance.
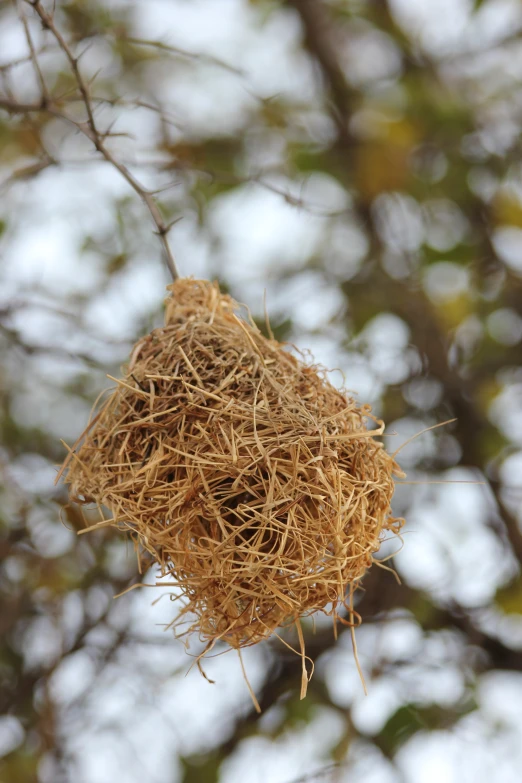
1, 1, 522, 781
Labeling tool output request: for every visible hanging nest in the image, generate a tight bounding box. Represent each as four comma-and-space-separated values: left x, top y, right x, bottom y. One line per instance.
60, 278, 403, 702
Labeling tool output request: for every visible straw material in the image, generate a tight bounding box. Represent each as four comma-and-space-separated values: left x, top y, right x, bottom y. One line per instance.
61, 279, 403, 690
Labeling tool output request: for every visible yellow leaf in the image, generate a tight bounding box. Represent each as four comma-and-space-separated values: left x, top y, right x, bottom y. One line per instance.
496, 577, 522, 614
435, 295, 471, 330
475, 378, 502, 413
355, 121, 418, 201
492, 190, 522, 228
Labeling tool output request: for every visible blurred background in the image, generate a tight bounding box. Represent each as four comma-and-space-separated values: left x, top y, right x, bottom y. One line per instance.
1, 0, 522, 781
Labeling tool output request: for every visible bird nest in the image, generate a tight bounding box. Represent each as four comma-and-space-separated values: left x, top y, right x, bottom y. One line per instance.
60, 278, 403, 704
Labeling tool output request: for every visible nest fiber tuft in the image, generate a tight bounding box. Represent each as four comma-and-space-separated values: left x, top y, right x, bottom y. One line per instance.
62, 279, 402, 687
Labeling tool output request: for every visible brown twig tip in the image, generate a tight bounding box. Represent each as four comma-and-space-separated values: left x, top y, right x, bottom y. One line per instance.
59, 279, 403, 705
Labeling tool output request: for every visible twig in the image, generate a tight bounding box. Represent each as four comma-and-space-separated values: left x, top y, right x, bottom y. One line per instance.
18, 0, 50, 104
0, 156, 56, 189
123, 35, 244, 76
0, 95, 46, 113
19, 0, 180, 280
282, 765, 344, 783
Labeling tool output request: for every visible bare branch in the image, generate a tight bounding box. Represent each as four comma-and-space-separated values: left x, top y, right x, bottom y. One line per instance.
18, 0, 50, 105
16, 0, 181, 280
123, 35, 244, 76
0, 42, 56, 72
0, 156, 56, 188
0, 320, 103, 367
0, 95, 46, 112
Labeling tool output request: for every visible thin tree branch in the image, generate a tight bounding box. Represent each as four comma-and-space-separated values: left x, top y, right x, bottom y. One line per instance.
0, 95, 46, 112
123, 35, 244, 76
18, 0, 50, 104
14, 0, 180, 280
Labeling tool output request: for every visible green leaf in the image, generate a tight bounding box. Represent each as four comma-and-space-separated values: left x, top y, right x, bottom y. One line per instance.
379, 705, 426, 755
181, 752, 221, 783
409, 595, 440, 627
62, 2, 121, 38
378, 700, 477, 756
0, 750, 39, 783
422, 243, 475, 266
253, 316, 292, 342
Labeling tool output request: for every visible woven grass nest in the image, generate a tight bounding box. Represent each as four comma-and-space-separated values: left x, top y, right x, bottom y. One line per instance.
61, 278, 403, 703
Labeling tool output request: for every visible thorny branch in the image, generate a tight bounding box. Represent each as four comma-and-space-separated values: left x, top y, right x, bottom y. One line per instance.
121, 34, 244, 75
18, 0, 49, 103
0, 92, 347, 219
0, 3, 350, 225
1, 0, 180, 279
